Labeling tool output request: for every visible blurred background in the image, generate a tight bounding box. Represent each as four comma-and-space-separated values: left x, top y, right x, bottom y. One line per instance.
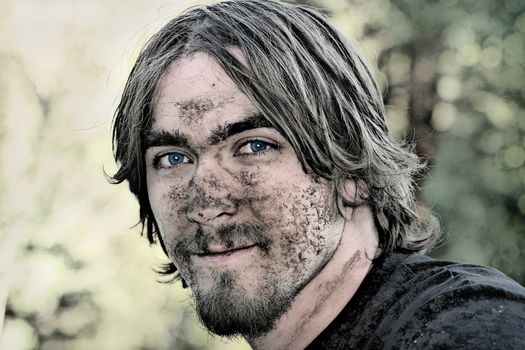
1, 0, 523, 349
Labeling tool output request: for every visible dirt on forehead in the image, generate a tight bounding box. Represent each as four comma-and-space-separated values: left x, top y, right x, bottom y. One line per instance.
173, 94, 237, 127
175, 98, 215, 125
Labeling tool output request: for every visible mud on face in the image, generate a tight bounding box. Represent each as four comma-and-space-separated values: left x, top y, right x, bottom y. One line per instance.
146, 53, 346, 337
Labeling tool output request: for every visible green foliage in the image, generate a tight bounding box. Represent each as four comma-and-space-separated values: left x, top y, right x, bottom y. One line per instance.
389, 0, 525, 283
316, 0, 525, 282
0, 1, 249, 349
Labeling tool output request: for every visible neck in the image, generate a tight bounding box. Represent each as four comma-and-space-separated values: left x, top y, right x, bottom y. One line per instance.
247, 206, 379, 350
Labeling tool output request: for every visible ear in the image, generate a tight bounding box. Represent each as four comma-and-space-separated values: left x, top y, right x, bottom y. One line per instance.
337, 178, 369, 218
341, 178, 369, 205
340, 179, 381, 259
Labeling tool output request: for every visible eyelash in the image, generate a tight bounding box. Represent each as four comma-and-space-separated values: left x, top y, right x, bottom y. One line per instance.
151, 138, 279, 170
152, 152, 191, 170
235, 139, 279, 157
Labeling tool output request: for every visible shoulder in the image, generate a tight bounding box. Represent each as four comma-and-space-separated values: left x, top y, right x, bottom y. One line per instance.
384, 253, 525, 349
307, 252, 525, 350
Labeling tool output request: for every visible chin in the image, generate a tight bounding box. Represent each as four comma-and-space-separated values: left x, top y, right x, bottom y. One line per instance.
191, 269, 297, 338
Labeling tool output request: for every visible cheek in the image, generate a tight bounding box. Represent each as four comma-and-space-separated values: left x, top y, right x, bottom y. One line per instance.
246, 172, 339, 268
166, 184, 191, 215
148, 181, 192, 240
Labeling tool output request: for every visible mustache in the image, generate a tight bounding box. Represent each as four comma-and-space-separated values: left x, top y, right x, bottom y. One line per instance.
174, 223, 272, 260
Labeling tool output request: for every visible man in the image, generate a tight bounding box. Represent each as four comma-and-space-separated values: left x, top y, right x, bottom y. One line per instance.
111, 0, 525, 348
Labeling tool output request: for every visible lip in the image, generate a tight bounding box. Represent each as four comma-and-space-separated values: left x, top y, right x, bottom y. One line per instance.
193, 245, 257, 266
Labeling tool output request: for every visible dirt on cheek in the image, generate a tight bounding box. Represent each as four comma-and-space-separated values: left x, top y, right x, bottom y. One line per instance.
205, 174, 224, 193
156, 186, 190, 247
236, 169, 261, 187
222, 165, 263, 189
256, 180, 337, 275
159, 164, 336, 274
149, 184, 192, 259
166, 185, 191, 216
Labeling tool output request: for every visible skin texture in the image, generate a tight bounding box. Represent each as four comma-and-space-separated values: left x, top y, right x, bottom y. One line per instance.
145, 53, 379, 348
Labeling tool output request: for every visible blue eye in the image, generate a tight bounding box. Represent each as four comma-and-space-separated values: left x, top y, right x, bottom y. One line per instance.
236, 139, 277, 156
167, 152, 185, 165
236, 139, 278, 156
250, 140, 270, 153
154, 151, 190, 169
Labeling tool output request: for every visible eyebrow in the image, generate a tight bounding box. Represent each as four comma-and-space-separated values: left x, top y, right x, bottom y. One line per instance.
142, 113, 274, 151
142, 129, 191, 151
208, 113, 274, 145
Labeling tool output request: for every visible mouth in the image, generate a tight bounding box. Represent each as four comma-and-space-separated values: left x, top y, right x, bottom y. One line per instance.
193, 244, 258, 266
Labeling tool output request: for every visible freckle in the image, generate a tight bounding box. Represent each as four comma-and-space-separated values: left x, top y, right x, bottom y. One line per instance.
212, 83, 216, 87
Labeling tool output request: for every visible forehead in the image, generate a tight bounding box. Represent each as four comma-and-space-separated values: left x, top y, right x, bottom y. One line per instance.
152, 53, 258, 136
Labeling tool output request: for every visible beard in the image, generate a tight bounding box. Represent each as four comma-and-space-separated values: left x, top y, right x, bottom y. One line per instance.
193, 269, 299, 338
175, 223, 301, 338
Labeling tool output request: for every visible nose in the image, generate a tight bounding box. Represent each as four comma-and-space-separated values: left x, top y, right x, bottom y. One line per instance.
186, 157, 237, 225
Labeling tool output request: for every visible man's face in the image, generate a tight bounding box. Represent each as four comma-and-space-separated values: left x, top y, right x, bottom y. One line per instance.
145, 53, 345, 337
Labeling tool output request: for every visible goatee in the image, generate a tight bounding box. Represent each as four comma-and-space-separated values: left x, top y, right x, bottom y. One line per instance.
184, 223, 297, 338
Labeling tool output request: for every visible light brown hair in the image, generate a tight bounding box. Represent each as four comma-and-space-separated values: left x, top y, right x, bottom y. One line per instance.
111, 0, 439, 280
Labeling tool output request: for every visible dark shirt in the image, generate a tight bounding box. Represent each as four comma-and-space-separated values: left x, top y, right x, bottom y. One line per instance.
306, 252, 525, 349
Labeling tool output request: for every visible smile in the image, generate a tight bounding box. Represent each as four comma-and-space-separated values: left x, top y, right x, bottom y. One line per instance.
193, 245, 258, 266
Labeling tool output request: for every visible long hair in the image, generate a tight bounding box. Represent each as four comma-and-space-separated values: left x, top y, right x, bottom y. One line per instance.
111, 0, 440, 281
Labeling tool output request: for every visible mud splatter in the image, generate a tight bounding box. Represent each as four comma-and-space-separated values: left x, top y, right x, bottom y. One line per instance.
175, 98, 215, 125
285, 250, 362, 348
153, 146, 345, 340
174, 96, 236, 127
